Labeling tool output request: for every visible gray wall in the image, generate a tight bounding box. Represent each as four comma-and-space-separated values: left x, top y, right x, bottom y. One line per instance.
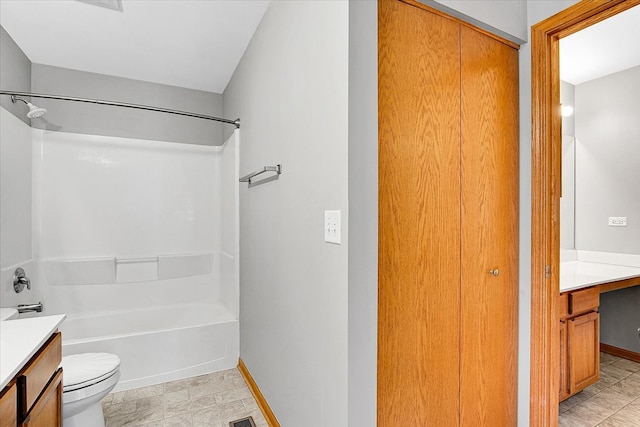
347, 1, 378, 426
1, 25, 225, 145
0, 25, 33, 310
574, 65, 640, 355
225, 1, 591, 426
600, 287, 640, 353
0, 26, 31, 125
574, 65, 640, 254
223, 1, 349, 426
433, 0, 527, 42
31, 64, 225, 146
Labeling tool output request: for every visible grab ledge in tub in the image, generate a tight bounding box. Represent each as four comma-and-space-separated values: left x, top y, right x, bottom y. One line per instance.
42, 253, 214, 285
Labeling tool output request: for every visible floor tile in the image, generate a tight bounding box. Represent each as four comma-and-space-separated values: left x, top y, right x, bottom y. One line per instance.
560, 354, 640, 427
600, 352, 619, 366
103, 368, 264, 427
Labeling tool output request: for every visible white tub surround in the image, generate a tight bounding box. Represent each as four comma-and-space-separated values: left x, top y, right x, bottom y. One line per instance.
0, 314, 65, 389
560, 250, 640, 293
32, 128, 239, 311
27, 126, 239, 391
42, 252, 214, 285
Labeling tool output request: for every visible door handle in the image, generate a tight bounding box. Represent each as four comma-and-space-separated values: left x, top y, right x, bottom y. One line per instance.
489, 268, 500, 276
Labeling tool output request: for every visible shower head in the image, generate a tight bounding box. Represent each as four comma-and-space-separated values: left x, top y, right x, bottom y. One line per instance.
26, 104, 47, 118
11, 95, 47, 118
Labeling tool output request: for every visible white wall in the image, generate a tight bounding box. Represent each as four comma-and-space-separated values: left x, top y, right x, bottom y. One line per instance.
574, 65, 640, 254
223, 1, 349, 425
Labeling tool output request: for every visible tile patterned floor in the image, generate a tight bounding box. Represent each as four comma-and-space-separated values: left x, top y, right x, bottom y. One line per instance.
559, 353, 640, 427
102, 368, 268, 427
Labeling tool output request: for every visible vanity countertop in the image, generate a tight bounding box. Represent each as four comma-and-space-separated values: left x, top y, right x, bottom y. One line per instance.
560, 261, 640, 293
0, 314, 65, 390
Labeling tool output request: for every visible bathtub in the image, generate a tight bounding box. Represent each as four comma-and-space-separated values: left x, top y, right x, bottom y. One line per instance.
58, 302, 239, 392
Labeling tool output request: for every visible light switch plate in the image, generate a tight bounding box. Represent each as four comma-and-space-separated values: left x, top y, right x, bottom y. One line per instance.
324, 210, 341, 244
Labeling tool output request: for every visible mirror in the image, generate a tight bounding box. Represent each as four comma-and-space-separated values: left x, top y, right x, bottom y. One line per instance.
559, 5, 640, 256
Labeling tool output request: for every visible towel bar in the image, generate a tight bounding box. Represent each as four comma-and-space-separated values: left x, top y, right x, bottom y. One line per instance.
239, 164, 282, 185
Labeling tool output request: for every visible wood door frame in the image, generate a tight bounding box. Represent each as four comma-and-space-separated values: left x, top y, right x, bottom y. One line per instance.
530, 0, 640, 425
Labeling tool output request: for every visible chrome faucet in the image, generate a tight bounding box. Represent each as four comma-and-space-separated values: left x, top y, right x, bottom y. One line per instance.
13, 267, 31, 293
17, 302, 43, 314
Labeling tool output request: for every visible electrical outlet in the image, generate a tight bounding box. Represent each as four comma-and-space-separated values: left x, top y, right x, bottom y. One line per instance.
324, 210, 341, 244
608, 217, 627, 227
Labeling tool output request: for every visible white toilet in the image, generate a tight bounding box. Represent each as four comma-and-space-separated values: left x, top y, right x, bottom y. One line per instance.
61, 353, 121, 427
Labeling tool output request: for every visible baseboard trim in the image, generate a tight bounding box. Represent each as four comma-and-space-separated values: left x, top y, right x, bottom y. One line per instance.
238, 358, 280, 427
601, 343, 640, 363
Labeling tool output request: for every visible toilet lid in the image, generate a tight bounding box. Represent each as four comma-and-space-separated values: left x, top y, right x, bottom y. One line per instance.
61, 353, 121, 392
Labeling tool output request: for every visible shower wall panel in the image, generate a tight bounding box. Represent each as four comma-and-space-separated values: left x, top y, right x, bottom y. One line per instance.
0, 107, 35, 308
32, 129, 234, 315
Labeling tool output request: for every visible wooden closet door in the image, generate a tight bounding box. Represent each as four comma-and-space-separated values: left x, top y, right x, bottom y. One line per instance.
378, 0, 461, 426
459, 25, 519, 426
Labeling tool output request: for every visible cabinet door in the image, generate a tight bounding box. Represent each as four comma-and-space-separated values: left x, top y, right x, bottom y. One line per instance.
378, 0, 461, 425
21, 369, 62, 427
0, 383, 17, 427
569, 312, 600, 394
559, 321, 570, 401
459, 25, 519, 427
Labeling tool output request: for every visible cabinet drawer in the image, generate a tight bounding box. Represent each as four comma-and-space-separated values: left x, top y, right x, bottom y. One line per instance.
558, 293, 569, 319
0, 382, 17, 427
569, 287, 599, 315
18, 332, 61, 418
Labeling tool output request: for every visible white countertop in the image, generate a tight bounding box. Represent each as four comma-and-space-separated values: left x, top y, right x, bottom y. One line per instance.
0, 315, 66, 390
560, 261, 640, 293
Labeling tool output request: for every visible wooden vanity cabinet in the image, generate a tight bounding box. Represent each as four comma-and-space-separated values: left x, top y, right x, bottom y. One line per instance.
0, 332, 63, 427
18, 331, 62, 427
559, 287, 600, 401
559, 316, 569, 401
0, 382, 18, 427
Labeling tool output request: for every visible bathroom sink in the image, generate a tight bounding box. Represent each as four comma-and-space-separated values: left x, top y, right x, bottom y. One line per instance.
0, 308, 18, 321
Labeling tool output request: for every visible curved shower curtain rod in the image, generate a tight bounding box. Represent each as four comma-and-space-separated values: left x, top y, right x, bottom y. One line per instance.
0, 90, 240, 128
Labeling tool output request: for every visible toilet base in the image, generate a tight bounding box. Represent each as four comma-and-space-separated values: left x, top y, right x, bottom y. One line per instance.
63, 401, 105, 427
62, 368, 120, 427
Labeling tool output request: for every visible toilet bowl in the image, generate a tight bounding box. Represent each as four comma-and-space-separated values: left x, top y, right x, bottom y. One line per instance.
61, 353, 121, 427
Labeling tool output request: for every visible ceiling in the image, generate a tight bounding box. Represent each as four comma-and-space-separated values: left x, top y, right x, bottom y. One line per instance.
4, 1, 635, 92
0, 0, 270, 94
560, 5, 640, 85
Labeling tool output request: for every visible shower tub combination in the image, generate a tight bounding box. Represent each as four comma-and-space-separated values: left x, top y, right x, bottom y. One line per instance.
2, 88, 241, 393
59, 302, 239, 392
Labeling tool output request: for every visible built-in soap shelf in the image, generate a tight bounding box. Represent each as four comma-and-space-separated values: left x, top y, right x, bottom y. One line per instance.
43, 253, 214, 285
